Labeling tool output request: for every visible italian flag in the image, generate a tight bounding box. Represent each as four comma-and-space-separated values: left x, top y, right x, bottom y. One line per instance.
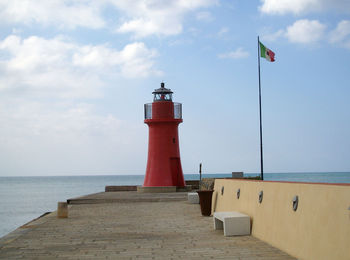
259, 42, 275, 62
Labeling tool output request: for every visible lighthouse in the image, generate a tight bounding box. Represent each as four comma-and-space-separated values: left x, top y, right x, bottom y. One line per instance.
143, 83, 185, 187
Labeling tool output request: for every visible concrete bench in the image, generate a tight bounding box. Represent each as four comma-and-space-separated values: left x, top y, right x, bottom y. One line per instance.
187, 192, 199, 204
213, 211, 250, 236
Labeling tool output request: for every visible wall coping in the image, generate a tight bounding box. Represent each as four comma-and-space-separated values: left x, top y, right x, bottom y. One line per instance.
220, 178, 350, 186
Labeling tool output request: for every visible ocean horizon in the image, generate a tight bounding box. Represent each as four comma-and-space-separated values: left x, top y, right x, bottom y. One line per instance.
1, 172, 349, 238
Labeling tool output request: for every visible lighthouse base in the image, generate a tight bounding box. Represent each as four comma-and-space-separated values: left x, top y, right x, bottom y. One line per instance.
137, 186, 192, 193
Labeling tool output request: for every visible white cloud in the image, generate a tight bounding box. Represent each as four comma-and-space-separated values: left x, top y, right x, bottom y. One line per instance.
329, 20, 350, 48
285, 19, 326, 44
259, 0, 350, 15
73, 42, 162, 78
0, 35, 158, 175
218, 48, 250, 59
0, 35, 162, 98
260, 0, 319, 15
114, 0, 218, 38
261, 19, 328, 45
0, 99, 148, 175
0, 102, 121, 141
196, 11, 214, 22
261, 29, 284, 42
0, 0, 218, 37
218, 27, 230, 37
118, 18, 179, 38
0, 0, 105, 29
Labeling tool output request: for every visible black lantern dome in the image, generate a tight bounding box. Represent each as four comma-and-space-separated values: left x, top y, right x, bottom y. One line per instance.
152, 82, 173, 101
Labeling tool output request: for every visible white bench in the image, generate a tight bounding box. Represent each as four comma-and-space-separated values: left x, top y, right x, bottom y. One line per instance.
213, 211, 250, 236
187, 192, 199, 204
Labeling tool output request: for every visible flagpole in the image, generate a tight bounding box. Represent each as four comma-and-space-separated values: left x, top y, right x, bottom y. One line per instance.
257, 36, 264, 181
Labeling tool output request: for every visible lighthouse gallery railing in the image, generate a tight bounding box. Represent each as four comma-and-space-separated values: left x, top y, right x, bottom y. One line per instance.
144, 103, 182, 119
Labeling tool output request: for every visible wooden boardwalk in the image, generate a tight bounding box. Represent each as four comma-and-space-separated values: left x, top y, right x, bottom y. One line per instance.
0, 191, 295, 259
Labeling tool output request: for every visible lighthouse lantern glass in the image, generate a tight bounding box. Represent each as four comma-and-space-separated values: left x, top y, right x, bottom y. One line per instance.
154, 93, 172, 101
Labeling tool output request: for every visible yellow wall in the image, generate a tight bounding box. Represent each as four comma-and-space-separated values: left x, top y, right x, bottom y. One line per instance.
212, 179, 350, 260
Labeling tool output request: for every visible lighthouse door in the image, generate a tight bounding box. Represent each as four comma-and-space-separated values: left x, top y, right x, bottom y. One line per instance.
170, 157, 180, 186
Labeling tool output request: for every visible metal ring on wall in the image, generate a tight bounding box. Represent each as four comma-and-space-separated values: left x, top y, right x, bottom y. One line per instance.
258, 190, 263, 203
292, 196, 299, 211
237, 188, 240, 199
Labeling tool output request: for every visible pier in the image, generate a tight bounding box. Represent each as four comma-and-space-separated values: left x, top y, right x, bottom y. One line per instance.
0, 191, 294, 259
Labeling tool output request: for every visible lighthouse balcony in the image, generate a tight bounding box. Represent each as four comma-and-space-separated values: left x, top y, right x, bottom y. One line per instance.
144, 102, 182, 120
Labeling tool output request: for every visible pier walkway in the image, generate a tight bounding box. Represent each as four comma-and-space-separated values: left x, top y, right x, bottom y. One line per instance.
0, 191, 295, 259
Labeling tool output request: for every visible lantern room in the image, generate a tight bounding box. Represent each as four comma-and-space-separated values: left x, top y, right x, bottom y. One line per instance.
152, 82, 173, 101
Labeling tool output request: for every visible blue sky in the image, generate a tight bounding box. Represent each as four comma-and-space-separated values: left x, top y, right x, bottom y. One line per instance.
0, 0, 349, 176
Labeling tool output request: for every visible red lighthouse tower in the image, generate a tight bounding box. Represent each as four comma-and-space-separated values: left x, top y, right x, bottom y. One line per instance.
143, 83, 185, 187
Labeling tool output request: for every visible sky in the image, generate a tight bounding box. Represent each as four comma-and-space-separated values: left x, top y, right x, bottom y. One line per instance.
0, 0, 349, 176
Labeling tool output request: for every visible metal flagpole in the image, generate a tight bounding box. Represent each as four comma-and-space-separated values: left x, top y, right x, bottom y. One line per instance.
257, 36, 264, 181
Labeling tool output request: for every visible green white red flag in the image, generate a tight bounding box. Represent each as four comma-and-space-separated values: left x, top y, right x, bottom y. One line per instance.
259, 41, 275, 62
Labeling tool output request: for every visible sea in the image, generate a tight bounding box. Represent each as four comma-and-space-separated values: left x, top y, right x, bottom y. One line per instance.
0, 172, 349, 238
